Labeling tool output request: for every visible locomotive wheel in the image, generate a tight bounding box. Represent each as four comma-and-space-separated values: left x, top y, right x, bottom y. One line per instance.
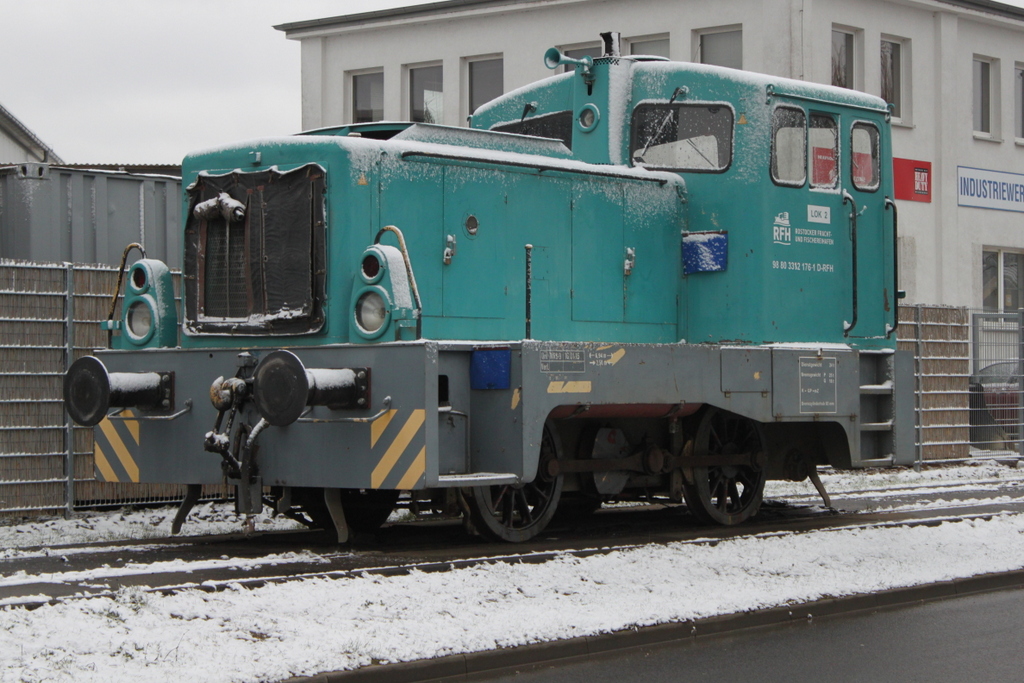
682, 408, 767, 525
467, 423, 564, 542
298, 488, 399, 534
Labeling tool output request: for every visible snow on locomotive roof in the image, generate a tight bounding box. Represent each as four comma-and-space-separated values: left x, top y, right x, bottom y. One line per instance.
633, 59, 889, 112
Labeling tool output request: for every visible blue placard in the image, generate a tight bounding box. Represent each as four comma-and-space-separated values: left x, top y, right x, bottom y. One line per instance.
682, 231, 728, 275
470, 348, 511, 390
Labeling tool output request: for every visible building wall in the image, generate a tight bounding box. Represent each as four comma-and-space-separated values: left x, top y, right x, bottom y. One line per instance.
0, 132, 41, 164
281, 0, 1024, 310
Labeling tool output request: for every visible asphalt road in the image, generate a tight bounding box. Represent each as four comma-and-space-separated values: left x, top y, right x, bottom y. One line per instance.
477, 587, 1024, 683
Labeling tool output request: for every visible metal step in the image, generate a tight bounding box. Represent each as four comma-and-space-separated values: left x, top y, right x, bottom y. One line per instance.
435, 472, 519, 487
860, 381, 894, 395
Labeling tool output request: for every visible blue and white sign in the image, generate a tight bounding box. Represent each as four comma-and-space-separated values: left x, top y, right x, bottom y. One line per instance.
958, 166, 1024, 213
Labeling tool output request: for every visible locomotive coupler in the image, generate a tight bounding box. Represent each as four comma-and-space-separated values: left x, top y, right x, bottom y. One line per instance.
204, 375, 250, 478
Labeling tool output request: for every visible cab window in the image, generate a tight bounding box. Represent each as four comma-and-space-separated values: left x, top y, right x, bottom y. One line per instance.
809, 114, 838, 189
630, 103, 733, 172
851, 122, 880, 191
493, 110, 573, 149
771, 106, 806, 186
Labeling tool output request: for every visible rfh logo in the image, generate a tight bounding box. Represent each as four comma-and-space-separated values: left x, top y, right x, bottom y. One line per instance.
773, 212, 791, 245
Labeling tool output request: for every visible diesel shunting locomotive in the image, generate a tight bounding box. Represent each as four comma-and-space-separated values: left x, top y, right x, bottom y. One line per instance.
64, 33, 912, 542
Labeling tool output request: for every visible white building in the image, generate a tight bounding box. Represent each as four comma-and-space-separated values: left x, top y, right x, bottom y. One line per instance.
0, 101, 63, 165
276, 0, 1024, 311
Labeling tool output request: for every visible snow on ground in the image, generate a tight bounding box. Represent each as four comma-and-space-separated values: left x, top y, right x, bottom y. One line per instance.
2, 461, 1024, 683
0, 502, 305, 551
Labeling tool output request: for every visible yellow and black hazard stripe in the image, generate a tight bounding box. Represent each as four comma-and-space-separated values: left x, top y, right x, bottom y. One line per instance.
368, 408, 426, 489
93, 410, 141, 483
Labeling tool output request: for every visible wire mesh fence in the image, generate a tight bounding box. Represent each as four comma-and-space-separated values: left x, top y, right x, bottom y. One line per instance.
0, 259, 227, 519
0, 262, 1012, 519
969, 310, 1024, 453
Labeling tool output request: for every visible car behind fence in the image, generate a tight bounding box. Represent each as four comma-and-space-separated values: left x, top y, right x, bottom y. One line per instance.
0, 259, 1005, 518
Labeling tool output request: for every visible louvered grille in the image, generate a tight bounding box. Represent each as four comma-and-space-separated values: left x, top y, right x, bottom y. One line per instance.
203, 219, 249, 318
183, 163, 326, 335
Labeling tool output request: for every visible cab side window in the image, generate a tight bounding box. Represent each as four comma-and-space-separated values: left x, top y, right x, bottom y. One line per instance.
771, 107, 806, 186
809, 114, 839, 189
851, 122, 880, 191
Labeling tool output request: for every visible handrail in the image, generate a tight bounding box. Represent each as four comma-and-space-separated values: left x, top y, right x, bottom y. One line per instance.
106, 242, 147, 347
884, 197, 899, 339
106, 399, 193, 422
296, 396, 393, 424
842, 190, 858, 337
374, 226, 423, 339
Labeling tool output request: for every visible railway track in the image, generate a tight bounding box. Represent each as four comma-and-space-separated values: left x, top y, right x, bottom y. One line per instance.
4, 474, 1024, 610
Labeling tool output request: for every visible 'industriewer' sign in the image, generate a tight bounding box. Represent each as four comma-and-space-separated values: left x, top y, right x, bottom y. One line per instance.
958, 166, 1024, 213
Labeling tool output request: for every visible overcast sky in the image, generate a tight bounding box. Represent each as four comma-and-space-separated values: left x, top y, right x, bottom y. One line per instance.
2, 0, 1023, 165
0, 1, 431, 165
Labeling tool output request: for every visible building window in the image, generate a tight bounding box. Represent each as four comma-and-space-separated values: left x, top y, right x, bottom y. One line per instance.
696, 28, 742, 69
630, 37, 670, 58
352, 72, 383, 123
771, 106, 806, 186
974, 57, 993, 134
832, 30, 855, 89
468, 58, 503, 115
562, 45, 602, 72
1015, 65, 1023, 139
984, 250, 1024, 312
410, 64, 443, 124
881, 39, 903, 120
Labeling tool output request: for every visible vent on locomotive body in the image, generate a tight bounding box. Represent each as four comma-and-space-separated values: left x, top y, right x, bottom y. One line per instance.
183, 163, 327, 335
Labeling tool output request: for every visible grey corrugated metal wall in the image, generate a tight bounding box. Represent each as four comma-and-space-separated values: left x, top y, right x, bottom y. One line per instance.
0, 163, 181, 268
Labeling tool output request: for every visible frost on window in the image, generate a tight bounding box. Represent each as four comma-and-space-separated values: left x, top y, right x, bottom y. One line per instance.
630, 103, 733, 172
771, 106, 806, 186
851, 122, 880, 191
809, 114, 838, 189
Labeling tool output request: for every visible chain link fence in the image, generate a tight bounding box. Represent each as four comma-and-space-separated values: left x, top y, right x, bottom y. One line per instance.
0, 259, 226, 519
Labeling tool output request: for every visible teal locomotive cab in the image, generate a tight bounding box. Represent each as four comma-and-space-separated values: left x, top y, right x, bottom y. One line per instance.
472, 35, 898, 351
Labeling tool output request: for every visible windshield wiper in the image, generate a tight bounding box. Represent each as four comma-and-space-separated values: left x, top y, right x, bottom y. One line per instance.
634, 86, 687, 163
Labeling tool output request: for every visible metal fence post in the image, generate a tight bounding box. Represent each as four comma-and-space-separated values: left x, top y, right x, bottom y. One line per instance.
914, 304, 923, 469
1018, 308, 1024, 456
64, 262, 75, 517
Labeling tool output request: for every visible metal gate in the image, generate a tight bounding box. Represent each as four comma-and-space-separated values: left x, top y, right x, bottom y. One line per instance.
970, 310, 1024, 453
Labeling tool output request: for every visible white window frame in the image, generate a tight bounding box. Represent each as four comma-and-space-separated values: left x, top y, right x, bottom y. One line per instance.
406, 60, 444, 125
983, 248, 1024, 312
627, 34, 670, 59
347, 68, 385, 125
692, 25, 743, 70
462, 54, 503, 123
831, 26, 861, 90
881, 35, 911, 125
1015, 63, 1024, 143
973, 55, 1000, 139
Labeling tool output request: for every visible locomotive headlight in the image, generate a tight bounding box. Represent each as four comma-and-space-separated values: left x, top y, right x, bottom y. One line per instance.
115, 259, 177, 349
126, 299, 154, 342
355, 290, 390, 336
361, 253, 383, 283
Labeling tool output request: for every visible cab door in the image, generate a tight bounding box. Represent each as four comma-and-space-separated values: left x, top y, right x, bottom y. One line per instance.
842, 119, 890, 339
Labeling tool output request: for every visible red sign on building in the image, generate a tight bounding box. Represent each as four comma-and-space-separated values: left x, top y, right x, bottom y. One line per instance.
893, 158, 932, 202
